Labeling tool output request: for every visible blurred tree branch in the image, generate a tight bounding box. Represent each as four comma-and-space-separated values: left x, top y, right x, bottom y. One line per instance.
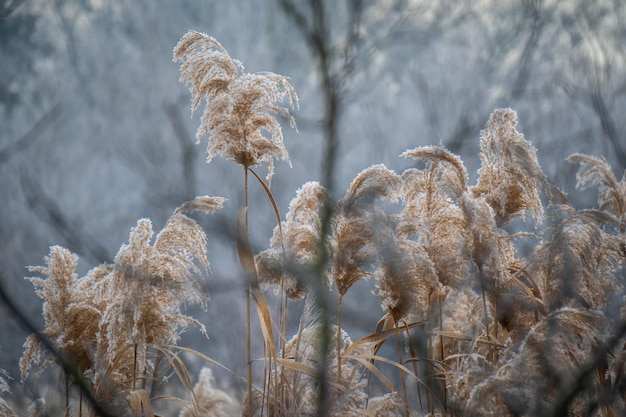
0, 0, 23, 19
278, 0, 342, 196
0, 104, 63, 167
163, 100, 197, 202
19, 168, 112, 265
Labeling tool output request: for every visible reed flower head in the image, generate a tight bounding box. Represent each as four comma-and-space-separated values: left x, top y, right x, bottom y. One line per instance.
400, 147, 471, 289
180, 367, 237, 417
372, 221, 440, 323
20, 246, 101, 381
467, 308, 612, 416
98, 198, 223, 387
569, 153, 626, 222
174, 30, 298, 182
528, 210, 624, 311
331, 164, 401, 297
471, 108, 549, 225
255, 181, 327, 299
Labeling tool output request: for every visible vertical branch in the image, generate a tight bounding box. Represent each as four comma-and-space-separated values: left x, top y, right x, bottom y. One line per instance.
132, 343, 138, 392
277, 2, 364, 414
65, 373, 70, 417
163, 101, 197, 201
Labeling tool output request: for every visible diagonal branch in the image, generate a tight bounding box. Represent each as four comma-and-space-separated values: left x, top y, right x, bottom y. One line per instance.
19, 169, 111, 265
0, 104, 63, 167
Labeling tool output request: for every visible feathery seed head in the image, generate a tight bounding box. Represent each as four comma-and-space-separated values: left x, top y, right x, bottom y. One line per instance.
331, 165, 401, 296
174, 30, 298, 182
401, 145, 469, 197
399, 162, 471, 289
373, 232, 440, 323
471, 108, 547, 225
256, 182, 327, 298
180, 367, 237, 417
20, 246, 101, 381
569, 153, 626, 223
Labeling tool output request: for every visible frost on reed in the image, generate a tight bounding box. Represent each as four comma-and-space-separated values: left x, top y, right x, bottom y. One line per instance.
12, 29, 626, 417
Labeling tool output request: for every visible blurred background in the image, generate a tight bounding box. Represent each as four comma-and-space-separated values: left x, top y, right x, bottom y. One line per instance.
1, 0, 625, 409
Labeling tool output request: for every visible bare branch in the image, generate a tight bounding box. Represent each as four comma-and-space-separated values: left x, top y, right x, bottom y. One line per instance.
0, 104, 63, 167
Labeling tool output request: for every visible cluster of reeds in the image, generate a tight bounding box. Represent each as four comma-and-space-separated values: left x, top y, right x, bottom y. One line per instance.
2, 31, 625, 416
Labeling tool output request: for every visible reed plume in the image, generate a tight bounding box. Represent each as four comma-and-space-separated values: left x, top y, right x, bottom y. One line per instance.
372, 220, 440, 324
471, 108, 550, 225
466, 308, 615, 416
255, 181, 327, 299
179, 367, 237, 417
569, 153, 626, 223
400, 147, 470, 290
526, 210, 624, 312
20, 246, 96, 381
98, 198, 223, 388
173, 30, 298, 182
331, 164, 401, 297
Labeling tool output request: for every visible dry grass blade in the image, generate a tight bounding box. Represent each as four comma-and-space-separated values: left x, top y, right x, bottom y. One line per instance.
429, 331, 505, 349
250, 287, 278, 360
348, 356, 396, 392
174, 196, 226, 215
430, 330, 472, 342
274, 358, 343, 389
249, 168, 284, 245
343, 320, 424, 356
165, 345, 243, 382
237, 207, 259, 288
149, 345, 194, 393
130, 389, 154, 417
347, 354, 420, 382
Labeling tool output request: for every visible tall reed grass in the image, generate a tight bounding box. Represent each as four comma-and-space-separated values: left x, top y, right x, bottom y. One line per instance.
2, 31, 625, 417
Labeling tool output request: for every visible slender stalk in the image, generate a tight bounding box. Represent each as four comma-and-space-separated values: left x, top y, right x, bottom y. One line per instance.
244, 166, 253, 410
65, 373, 70, 417
395, 325, 408, 417
337, 293, 343, 380
438, 293, 447, 411
405, 321, 425, 414
132, 343, 138, 391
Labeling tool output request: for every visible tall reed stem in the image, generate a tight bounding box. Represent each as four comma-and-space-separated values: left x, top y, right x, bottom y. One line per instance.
244, 167, 253, 410
337, 293, 343, 380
